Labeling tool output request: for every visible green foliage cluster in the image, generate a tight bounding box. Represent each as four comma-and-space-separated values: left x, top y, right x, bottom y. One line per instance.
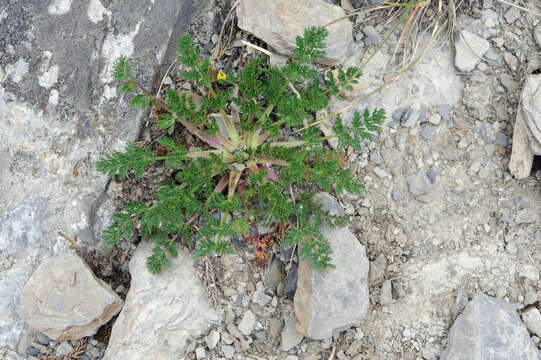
98, 27, 385, 273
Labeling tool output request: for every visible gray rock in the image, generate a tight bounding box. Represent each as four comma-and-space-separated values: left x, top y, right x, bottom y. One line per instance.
0, 0, 206, 347
406, 171, 431, 196
380, 280, 394, 306
518, 264, 539, 282
269, 318, 282, 345
294, 193, 369, 339
252, 283, 272, 306
238, 310, 256, 336
25, 346, 40, 357
392, 192, 405, 202
440, 293, 540, 360
455, 30, 489, 72
426, 167, 438, 184
362, 25, 380, 45
222, 345, 235, 359
264, 259, 283, 291
103, 241, 219, 360
351, 0, 386, 7
55, 341, 73, 357
429, 113, 442, 126
205, 330, 220, 350
284, 262, 299, 297
86, 346, 100, 358
535, 26, 541, 49
34, 333, 49, 346
510, 74, 541, 178
402, 108, 421, 128
281, 317, 304, 351
504, 6, 521, 24
521, 74, 541, 154
368, 254, 386, 283
236, 0, 354, 65
438, 104, 451, 121
421, 126, 433, 140
522, 307, 541, 338
19, 253, 122, 341
195, 347, 206, 360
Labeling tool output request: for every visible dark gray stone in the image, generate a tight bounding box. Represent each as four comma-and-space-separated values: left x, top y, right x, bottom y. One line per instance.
426, 167, 438, 184
34, 332, 50, 346
25, 346, 40, 357
441, 293, 540, 360
284, 263, 298, 297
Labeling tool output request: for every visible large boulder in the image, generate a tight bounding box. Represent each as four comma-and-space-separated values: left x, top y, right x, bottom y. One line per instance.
236, 0, 354, 65
294, 192, 369, 340
440, 293, 540, 360
103, 241, 220, 360
19, 253, 122, 340
0, 0, 207, 352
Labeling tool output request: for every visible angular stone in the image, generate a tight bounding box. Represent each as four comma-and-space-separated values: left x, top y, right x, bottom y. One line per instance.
294, 193, 369, 340
281, 317, 304, 351
440, 293, 540, 360
535, 26, 541, 49
236, 0, 354, 65
19, 253, 122, 341
522, 307, 541, 338
406, 171, 431, 196
454, 30, 489, 72
521, 74, 541, 154
238, 310, 256, 336
103, 241, 219, 359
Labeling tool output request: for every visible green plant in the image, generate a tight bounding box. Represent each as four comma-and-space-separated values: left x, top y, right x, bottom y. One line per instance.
98, 26, 385, 274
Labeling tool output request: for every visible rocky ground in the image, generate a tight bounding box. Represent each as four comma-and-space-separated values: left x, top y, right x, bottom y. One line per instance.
2, 0, 541, 359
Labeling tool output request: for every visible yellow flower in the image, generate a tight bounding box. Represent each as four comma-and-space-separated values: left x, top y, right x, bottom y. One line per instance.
217, 71, 227, 81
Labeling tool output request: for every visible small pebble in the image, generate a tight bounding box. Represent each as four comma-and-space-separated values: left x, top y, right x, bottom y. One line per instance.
196, 346, 206, 359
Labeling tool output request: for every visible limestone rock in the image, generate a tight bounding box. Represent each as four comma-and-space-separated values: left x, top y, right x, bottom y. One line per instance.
406, 171, 431, 196
236, 0, 354, 65
521, 74, 541, 154
454, 30, 489, 72
294, 192, 369, 340
510, 74, 541, 179
440, 293, 540, 360
19, 253, 122, 340
522, 307, 541, 338
281, 317, 304, 351
0, 0, 206, 347
103, 241, 219, 360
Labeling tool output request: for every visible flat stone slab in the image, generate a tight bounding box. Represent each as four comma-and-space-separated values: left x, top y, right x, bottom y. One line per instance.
103, 241, 220, 360
440, 293, 540, 360
19, 253, 122, 341
236, 0, 354, 65
294, 192, 369, 340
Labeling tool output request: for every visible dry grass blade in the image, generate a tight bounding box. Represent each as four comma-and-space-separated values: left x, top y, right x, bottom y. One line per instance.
201, 256, 221, 307
495, 0, 541, 17
64, 338, 88, 360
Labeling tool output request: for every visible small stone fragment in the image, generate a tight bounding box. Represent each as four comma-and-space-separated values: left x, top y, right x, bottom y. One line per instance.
406, 171, 431, 196
392, 192, 404, 202
265, 259, 284, 291
421, 126, 433, 140
205, 330, 220, 350
284, 263, 298, 297
522, 307, 541, 338
429, 113, 441, 126
222, 345, 235, 359
195, 347, 206, 359
519, 264, 539, 282
238, 310, 256, 336
280, 317, 304, 351
56, 341, 73, 357
535, 26, 541, 49
455, 30, 489, 72
504, 6, 520, 24
380, 280, 394, 306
